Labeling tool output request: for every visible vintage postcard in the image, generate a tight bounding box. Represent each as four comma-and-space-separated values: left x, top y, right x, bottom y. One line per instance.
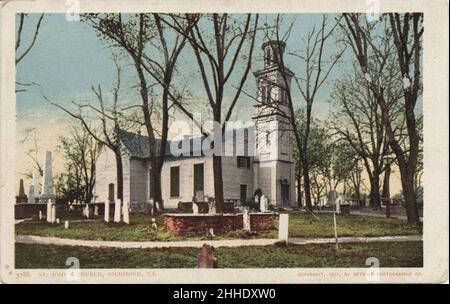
0, 0, 448, 284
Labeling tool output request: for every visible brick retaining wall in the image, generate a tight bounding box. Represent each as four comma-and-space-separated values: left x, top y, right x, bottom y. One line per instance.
164, 213, 275, 236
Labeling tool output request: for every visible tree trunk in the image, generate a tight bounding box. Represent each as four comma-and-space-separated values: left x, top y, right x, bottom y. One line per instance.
296, 174, 302, 208
369, 173, 381, 209
400, 166, 420, 226
114, 148, 123, 201
302, 159, 313, 210
213, 155, 224, 213
149, 163, 163, 214
382, 165, 391, 202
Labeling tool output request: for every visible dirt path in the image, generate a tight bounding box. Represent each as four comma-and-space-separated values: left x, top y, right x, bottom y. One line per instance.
16, 234, 422, 249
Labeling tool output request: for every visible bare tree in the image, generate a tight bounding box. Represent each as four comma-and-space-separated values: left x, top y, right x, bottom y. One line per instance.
16, 13, 44, 65
331, 66, 404, 208
166, 13, 259, 212
19, 128, 43, 179
83, 13, 191, 211
341, 13, 423, 226
47, 59, 126, 202
15, 13, 44, 93
57, 123, 100, 204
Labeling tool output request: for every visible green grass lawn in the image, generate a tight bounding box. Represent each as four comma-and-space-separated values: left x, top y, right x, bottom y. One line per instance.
15, 241, 423, 268
15, 211, 420, 241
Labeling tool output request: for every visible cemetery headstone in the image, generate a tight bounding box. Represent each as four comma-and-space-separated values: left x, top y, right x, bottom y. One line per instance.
94, 206, 99, 216
151, 218, 157, 230
46, 200, 52, 223
56, 218, 60, 224
208, 200, 216, 214
260, 194, 268, 212
192, 202, 199, 215
51, 204, 56, 223
64, 221, 69, 229
40, 151, 55, 202
122, 201, 130, 224
28, 174, 37, 204
85, 204, 90, 218
196, 244, 217, 268
278, 214, 289, 243
243, 208, 251, 231
16, 179, 28, 204
38, 210, 43, 221
104, 201, 110, 222
114, 199, 122, 223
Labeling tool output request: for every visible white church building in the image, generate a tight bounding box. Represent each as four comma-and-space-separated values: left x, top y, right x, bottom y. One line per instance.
94, 41, 296, 209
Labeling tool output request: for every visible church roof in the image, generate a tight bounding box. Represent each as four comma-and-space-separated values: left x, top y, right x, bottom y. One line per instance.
116, 128, 252, 159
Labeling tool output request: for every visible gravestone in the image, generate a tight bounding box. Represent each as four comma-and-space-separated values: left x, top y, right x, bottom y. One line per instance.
51, 204, 56, 223
38, 210, 43, 221
104, 201, 110, 222
114, 199, 122, 223
151, 218, 157, 230
16, 179, 28, 204
327, 190, 338, 207
243, 208, 251, 231
28, 174, 37, 204
336, 198, 341, 214
85, 204, 90, 218
46, 200, 52, 223
149, 199, 154, 215
196, 244, 217, 268
278, 214, 289, 242
40, 151, 55, 202
208, 200, 216, 214
192, 202, 199, 215
122, 201, 130, 224
64, 221, 69, 229
260, 195, 268, 212
56, 218, 60, 224
94, 206, 99, 216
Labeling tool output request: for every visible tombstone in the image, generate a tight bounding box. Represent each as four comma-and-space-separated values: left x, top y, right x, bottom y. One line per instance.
104, 201, 110, 222
64, 220, 69, 229
260, 194, 268, 212
192, 202, 199, 215
40, 151, 55, 202
16, 179, 28, 204
114, 199, 122, 223
254, 194, 259, 205
196, 244, 217, 268
85, 204, 90, 218
56, 218, 60, 224
195, 191, 204, 203
327, 190, 338, 207
122, 201, 130, 224
336, 198, 341, 214
207, 228, 215, 238
94, 206, 99, 217
278, 214, 289, 242
28, 174, 37, 204
151, 218, 157, 230
38, 210, 43, 221
208, 200, 216, 214
243, 208, 251, 231
51, 204, 56, 223
148, 200, 154, 216
149, 199, 154, 215
46, 200, 52, 223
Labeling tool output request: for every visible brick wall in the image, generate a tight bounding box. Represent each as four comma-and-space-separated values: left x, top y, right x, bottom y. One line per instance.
164, 213, 274, 236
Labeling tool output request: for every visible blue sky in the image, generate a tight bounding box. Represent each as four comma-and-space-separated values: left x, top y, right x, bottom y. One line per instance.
16, 13, 344, 122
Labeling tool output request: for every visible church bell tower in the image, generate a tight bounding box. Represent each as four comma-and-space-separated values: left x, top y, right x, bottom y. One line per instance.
252, 40, 295, 207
